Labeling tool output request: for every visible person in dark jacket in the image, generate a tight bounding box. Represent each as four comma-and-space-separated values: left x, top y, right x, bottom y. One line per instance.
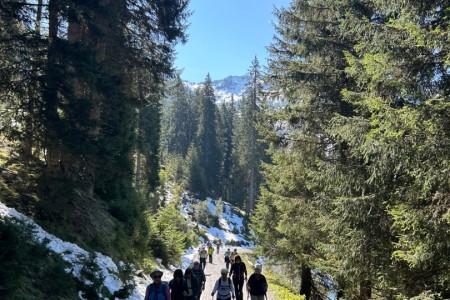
184, 267, 199, 300
228, 255, 247, 300
191, 261, 206, 299
144, 268, 171, 300
169, 269, 188, 300
247, 264, 268, 300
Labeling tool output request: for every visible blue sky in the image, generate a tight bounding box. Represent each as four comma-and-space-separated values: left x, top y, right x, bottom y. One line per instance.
174, 0, 290, 83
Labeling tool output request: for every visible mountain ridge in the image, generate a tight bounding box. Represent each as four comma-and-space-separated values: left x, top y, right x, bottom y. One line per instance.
184, 74, 248, 103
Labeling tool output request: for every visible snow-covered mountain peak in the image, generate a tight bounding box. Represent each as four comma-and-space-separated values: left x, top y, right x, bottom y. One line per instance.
184, 75, 248, 103
212, 75, 249, 95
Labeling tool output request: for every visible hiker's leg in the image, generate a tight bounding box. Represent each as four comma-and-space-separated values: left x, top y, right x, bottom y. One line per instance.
233, 278, 240, 297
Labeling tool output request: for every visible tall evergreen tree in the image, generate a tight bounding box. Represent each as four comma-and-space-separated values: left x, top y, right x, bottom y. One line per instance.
331, 0, 450, 297
242, 57, 267, 214
254, 0, 450, 299
193, 74, 221, 196
218, 97, 236, 202
251, 0, 369, 298
0, 0, 190, 259
161, 76, 195, 158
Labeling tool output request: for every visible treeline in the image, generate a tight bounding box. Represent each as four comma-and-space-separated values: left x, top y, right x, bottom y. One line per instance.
252, 1, 450, 300
160, 58, 268, 217
0, 0, 191, 264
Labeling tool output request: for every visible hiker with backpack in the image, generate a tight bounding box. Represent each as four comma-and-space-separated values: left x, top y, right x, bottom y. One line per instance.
224, 248, 231, 270
247, 265, 268, 300
211, 268, 236, 300
184, 267, 199, 300
199, 246, 208, 269
229, 255, 247, 300
144, 268, 171, 300
191, 261, 206, 299
169, 269, 188, 300
208, 244, 215, 263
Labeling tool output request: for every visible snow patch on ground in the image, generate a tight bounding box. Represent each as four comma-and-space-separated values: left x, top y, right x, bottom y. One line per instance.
181, 194, 251, 247
0, 202, 170, 300
0, 190, 254, 299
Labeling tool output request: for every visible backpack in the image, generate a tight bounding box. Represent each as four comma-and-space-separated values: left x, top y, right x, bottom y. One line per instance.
147, 283, 168, 300
218, 277, 231, 288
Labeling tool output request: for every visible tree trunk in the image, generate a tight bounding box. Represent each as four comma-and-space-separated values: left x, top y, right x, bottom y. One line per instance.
300, 265, 312, 300
359, 280, 371, 300
135, 148, 141, 191
44, 0, 61, 176
247, 165, 256, 215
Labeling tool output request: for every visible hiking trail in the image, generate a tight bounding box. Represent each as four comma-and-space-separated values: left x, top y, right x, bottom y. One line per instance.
195, 246, 275, 300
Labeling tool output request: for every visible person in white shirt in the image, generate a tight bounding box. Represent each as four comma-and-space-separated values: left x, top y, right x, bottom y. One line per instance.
199, 246, 208, 270
211, 268, 236, 300
224, 248, 231, 270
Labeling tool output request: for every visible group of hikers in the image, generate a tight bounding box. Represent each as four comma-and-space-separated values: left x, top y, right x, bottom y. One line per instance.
144, 243, 268, 300
197, 238, 225, 268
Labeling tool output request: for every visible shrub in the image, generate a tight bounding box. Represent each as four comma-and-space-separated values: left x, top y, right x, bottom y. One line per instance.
147, 202, 187, 265
192, 200, 220, 228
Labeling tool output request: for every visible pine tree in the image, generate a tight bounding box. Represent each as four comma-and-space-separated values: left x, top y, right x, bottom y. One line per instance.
252, 0, 366, 298
242, 57, 267, 214
254, 0, 450, 299
193, 74, 221, 197
161, 76, 195, 158
0, 0, 190, 260
217, 97, 236, 202
332, 0, 450, 297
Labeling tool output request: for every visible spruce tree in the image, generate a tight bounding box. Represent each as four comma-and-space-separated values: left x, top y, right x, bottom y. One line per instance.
193, 74, 221, 197
254, 0, 450, 298
252, 0, 365, 297
162, 76, 195, 158
332, 0, 450, 297
234, 57, 265, 215
0, 0, 190, 259
218, 97, 236, 202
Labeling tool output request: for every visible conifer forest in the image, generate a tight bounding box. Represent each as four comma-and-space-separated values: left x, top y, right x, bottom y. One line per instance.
1, 0, 450, 299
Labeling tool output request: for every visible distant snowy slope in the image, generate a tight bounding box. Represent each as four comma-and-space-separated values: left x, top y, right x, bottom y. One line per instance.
184, 75, 285, 107
179, 194, 250, 246
184, 75, 248, 103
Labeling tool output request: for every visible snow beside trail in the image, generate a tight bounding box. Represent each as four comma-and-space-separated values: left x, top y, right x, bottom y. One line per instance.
179, 195, 252, 247
0, 193, 254, 299
0, 202, 170, 300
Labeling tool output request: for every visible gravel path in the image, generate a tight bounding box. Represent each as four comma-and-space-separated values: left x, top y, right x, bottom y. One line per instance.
198, 247, 274, 300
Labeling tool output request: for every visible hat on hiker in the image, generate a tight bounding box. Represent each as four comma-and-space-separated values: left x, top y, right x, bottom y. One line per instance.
221, 268, 229, 274
254, 264, 262, 274
150, 268, 163, 278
